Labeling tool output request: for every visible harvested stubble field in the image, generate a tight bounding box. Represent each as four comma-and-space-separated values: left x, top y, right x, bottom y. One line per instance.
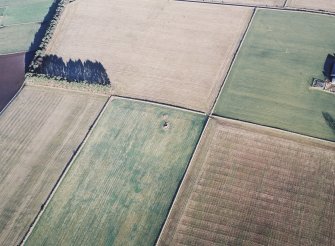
287, 0, 335, 13
189, 0, 285, 7
215, 9, 335, 141
0, 85, 107, 245
158, 117, 335, 245
46, 0, 252, 112
26, 99, 206, 246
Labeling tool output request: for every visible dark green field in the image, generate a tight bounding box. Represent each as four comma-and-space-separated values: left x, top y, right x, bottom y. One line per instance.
26, 99, 205, 245
215, 9, 335, 141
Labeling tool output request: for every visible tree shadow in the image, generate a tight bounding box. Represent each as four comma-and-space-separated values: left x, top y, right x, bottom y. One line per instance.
36, 54, 110, 85
322, 112, 335, 134
25, 0, 62, 71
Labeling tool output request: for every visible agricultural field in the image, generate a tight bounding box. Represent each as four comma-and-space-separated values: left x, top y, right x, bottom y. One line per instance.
0, 53, 25, 111
287, 0, 335, 12
158, 117, 335, 245
25, 99, 206, 245
0, 85, 107, 245
0, 0, 53, 54
0, 0, 53, 26
215, 9, 335, 142
46, 0, 252, 112
0, 7, 4, 25
0, 23, 43, 54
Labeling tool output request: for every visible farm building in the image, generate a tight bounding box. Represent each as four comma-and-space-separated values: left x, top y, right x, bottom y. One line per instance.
323, 54, 335, 82
312, 54, 335, 91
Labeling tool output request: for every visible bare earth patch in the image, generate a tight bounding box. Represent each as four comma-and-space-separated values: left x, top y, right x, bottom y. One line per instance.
0, 53, 25, 111
0, 85, 107, 245
158, 118, 335, 245
287, 0, 335, 12
46, 0, 252, 112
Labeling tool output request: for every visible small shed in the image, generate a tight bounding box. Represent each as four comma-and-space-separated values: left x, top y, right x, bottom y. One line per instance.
323, 54, 335, 82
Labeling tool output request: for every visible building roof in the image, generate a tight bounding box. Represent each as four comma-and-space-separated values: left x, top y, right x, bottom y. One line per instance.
323, 54, 335, 78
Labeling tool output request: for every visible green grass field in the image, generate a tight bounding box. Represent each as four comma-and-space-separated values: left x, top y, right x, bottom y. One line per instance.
0, 23, 43, 53
214, 9, 335, 141
0, 0, 53, 54
2, 1, 53, 26
26, 99, 205, 246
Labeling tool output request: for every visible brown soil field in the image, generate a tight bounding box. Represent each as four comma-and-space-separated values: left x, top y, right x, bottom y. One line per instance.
158, 118, 335, 245
46, 0, 252, 112
287, 0, 335, 12
0, 85, 107, 245
0, 53, 25, 111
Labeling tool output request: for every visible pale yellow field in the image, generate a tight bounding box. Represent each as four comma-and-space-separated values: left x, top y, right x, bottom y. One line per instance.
158, 118, 335, 245
287, 0, 335, 12
46, 0, 252, 112
0, 85, 107, 245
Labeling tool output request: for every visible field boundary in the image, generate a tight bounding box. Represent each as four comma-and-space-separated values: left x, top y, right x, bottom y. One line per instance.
26, 82, 110, 97
176, 0, 335, 16
27, 0, 70, 72
209, 7, 256, 115
0, 20, 44, 28
113, 95, 206, 116
19, 95, 112, 245
212, 114, 335, 144
0, 82, 25, 116
214, 116, 335, 148
25, 77, 112, 97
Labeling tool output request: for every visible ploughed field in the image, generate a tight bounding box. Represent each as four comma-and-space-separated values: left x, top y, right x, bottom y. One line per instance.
0, 85, 107, 245
0, 53, 25, 111
158, 118, 335, 245
215, 9, 335, 141
25, 99, 205, 245
45, 0, 252, 112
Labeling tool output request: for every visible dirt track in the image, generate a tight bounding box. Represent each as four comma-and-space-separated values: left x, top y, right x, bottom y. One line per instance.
0, 53, 25, 111
46, 0, 252, 112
